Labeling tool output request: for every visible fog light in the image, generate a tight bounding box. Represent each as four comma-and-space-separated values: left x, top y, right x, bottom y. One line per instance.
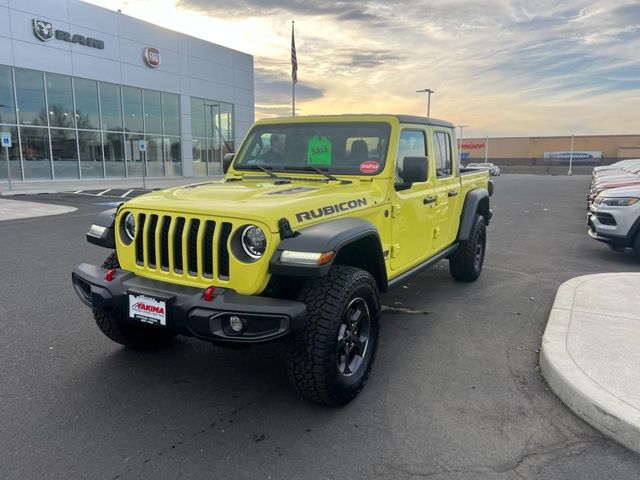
229, 315, 244, 332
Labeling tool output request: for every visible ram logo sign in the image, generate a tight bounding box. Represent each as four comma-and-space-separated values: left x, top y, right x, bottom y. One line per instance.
544, 151, 602, 160
31, 19, 105, 49
32, 19, 54, 42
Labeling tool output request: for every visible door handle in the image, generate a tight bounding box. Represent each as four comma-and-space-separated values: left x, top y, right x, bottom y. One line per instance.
448, 190, 459, 197
424, 195, 436, 205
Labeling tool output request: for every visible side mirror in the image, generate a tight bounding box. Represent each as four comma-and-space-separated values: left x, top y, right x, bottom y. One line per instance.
400, 156, 428, 184
223, 153, 234, 174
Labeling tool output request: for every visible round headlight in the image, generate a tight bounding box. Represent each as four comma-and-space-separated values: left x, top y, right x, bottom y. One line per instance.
124, 213, 136, 240
241, 225, 266, 259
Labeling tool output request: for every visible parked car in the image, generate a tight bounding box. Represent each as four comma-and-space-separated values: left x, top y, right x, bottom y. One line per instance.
587, 184, 640, 258
588, 176, 640, 206
593, 159, 640, 174
465, 162, 500, 176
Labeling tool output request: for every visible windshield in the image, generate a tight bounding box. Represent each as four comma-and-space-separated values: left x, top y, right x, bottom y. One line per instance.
234, 122, 391, 175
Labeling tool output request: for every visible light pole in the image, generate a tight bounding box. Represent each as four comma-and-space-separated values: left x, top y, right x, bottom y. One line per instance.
456, 125, 468, 166
568, 133, 575, 176
416, 88, 435, 120
484, 135, 489, 163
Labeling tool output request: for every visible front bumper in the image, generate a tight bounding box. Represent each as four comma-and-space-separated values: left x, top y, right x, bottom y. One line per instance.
586, 212, 631, 248
71, 263, 306, 344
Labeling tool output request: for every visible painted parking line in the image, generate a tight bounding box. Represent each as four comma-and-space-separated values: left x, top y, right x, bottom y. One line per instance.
65, 189, 150, 199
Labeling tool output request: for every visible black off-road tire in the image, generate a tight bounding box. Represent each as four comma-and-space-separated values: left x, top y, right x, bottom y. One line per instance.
286, 266, 381, 406
93, 251, 176, 348
449, 214, 486, 282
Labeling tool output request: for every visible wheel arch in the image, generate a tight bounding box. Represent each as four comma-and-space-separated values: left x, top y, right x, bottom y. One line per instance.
457, 188, 491, 242
269, 217, 388, 292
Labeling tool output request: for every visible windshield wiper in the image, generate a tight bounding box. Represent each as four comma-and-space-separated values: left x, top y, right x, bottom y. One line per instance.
241, 165, 291, 183
284, 166, 352, 184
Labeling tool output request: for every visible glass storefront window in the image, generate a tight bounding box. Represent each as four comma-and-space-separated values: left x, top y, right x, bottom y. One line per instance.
192, 137, 206, 176
219, 102, 233, 141
99, 82, 123, 132
190, 97, 205, 138
206, 138, 222, 175
74, 79, 99, 130
0, 126, 21, 180
103, 132, 125, 178
146, 135, 164, 176
46, 74, 75, 129
191, 96, 234, 176
78, 130, 103, 178
162, 93, 179, 136
143, 90, 162, 135
164, 136, 181, 176
51, 128, 79, 179
123, 87, 143, 134
0, 66, 17, 125
125, 133, 144, 177
21, 126, 51, 179
15, 69, 46, 127
204, 101, 219, 139
3, 67, 221, 180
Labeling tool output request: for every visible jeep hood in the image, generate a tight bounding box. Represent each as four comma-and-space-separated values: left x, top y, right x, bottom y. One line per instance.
123, 178, 386, 232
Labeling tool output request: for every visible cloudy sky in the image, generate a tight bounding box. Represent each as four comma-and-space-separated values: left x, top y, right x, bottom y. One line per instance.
86, 0, 640, 137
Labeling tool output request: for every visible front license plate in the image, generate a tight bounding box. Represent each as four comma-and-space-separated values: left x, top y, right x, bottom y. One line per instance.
129, 293, 167, 326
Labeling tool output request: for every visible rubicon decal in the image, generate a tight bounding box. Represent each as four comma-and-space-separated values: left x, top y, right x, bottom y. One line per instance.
295, 198, 367, 222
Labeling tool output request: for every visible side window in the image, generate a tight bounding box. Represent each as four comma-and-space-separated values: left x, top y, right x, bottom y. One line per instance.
433, 131, 452, 177
397, 129, 426, 180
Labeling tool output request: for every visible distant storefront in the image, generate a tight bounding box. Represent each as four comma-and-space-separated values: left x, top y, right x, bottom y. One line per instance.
461, 135, 640, 166
0, 1, 254, 182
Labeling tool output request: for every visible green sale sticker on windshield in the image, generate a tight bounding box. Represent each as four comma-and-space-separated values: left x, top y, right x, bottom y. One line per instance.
307, 136, 332, 165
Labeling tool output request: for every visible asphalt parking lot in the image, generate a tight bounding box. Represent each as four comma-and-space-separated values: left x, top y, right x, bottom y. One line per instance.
1, 175, 640, 480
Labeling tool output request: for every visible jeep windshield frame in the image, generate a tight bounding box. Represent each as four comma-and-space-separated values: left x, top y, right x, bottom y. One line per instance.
233, 122, 391, 176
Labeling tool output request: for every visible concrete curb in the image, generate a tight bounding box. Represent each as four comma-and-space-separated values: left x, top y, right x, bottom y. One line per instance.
540, 273, 640, 454
0, 198, 77, 221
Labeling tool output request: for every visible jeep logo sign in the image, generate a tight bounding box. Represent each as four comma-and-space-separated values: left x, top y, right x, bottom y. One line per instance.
144, 47, 161, 68
32, 19, 105, 49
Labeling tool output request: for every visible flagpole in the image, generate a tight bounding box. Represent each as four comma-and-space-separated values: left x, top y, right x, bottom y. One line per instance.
291, 20, 296, 117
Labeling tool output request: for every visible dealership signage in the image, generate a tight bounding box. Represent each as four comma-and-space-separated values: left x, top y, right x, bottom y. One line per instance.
461, 143, 486, 150
144, 47, 161, 68
32, 19, 105, 49
544, 151, 602, 160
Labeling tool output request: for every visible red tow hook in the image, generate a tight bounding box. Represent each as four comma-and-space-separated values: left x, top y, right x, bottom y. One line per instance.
203, 286, 216, 302
104, 269, 117, 282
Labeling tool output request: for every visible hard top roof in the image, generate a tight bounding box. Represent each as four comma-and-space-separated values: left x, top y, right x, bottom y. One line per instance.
258, 114, 454, 129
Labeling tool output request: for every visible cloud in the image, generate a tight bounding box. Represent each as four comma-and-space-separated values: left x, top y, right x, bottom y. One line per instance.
254, 65, 324, 116
175, 0, 390, 24
170, 0, 640, 135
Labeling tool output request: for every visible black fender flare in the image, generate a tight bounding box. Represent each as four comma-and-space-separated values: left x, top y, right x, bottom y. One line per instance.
457, 189, 491, 242
269, 217, 388, 291
86, 208, 119, 249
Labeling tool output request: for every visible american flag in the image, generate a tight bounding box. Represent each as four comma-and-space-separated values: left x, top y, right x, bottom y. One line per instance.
291, 21, 298, 84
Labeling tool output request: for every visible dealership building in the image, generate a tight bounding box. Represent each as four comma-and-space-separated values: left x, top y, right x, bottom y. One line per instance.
0, 0, 254, 182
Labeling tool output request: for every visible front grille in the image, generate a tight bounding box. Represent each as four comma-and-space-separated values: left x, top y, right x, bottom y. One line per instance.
130, 213, 232, 282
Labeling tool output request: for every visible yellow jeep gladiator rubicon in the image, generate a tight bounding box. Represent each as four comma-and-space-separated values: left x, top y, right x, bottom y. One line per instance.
72, 114, 493, 405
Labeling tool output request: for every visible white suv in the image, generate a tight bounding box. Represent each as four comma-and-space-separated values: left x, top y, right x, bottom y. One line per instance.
587, 185, 640, 258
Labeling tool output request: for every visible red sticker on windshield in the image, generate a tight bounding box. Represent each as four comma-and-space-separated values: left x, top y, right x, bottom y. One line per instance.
360, 161, 380, 173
